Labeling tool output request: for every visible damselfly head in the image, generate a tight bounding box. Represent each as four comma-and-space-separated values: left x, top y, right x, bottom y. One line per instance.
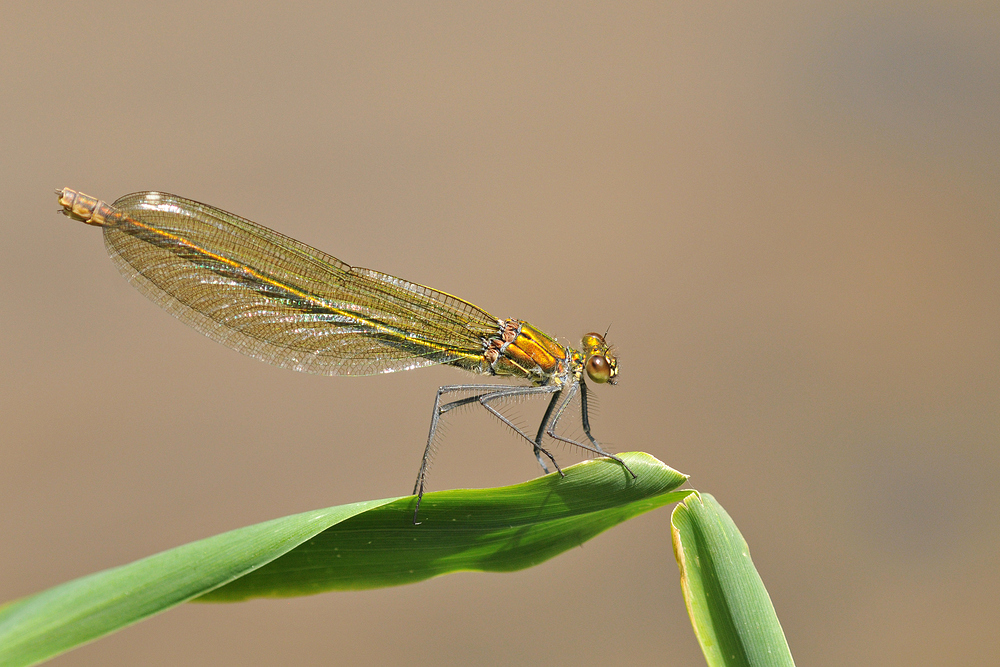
581, 332, 618, 385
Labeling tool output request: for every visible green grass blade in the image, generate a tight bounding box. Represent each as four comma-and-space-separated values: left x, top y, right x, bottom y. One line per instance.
202, 452, 689, 600
671, 493, 795, 667
0, 452, 686, 666
0, 498, 396, 667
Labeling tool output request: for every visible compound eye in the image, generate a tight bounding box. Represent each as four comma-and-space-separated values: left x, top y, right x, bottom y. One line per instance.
586, 354, 611, 383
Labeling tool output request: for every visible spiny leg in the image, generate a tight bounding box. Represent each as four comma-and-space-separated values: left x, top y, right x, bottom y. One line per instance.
546, 379, 637, 479
577, 381, 635, 477
576, 379, 607, 454
412, 383, 533, 523
478, 384, 563, 476
532, 390, 564, 472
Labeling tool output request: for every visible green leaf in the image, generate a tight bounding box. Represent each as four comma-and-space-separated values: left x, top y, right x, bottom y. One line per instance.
671, 493, 795, 667
0, 452, 687, 666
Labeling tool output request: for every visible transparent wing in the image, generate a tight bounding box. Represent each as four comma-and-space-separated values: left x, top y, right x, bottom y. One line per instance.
102, 191, 498, 376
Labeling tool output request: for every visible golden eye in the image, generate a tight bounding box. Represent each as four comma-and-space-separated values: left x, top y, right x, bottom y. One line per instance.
582, 332, 605, 351
586, 354, 611, 383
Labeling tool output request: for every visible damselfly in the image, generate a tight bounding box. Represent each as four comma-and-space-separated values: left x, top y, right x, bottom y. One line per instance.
56, 188, 635, 520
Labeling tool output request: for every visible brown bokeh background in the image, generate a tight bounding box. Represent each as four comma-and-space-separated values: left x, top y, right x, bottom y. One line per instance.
2, 2, 997, 665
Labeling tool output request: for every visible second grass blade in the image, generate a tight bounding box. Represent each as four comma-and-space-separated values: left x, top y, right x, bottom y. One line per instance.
671, 493, 795, 667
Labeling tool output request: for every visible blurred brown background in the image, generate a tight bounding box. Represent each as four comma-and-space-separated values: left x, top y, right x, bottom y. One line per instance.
2, 2, 997, 665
